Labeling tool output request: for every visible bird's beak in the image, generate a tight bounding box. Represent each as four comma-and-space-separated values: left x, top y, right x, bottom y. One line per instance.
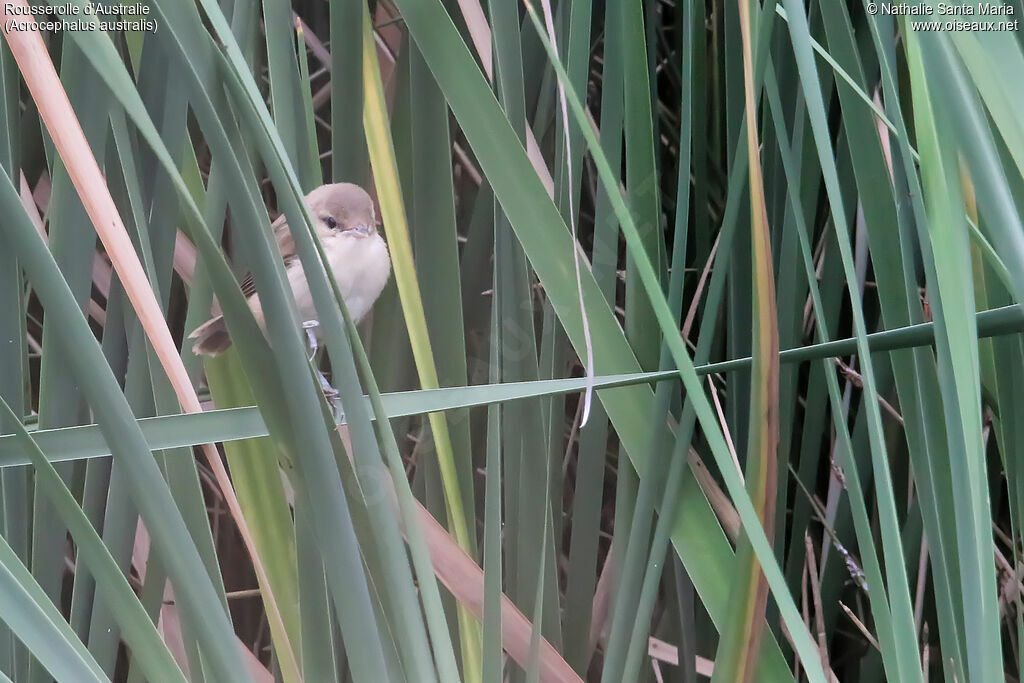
354, 224, 372, 236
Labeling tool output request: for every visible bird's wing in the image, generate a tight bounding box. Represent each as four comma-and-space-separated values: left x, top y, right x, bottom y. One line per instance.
272, 212, 296, 259
237, 214, 296, 299
239, 271, 258, 299
238, 254, 299, 299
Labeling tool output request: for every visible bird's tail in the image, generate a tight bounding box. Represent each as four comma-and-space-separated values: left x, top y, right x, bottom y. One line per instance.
189, 315, 232, 356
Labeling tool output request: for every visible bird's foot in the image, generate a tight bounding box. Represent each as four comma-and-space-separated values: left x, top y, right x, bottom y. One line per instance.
303, 320, 342, 420
316, 369, 345, 421
316, 368, 339, 398
301, 320, 320, 361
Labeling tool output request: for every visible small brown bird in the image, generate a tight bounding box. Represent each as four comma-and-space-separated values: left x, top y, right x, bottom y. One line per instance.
189, 183, 392, 356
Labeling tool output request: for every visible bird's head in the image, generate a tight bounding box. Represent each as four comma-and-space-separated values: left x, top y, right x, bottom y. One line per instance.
306, 182, 379, 238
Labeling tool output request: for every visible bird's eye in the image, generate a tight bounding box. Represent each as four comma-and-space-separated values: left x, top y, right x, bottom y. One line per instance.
325, 216, 338, 230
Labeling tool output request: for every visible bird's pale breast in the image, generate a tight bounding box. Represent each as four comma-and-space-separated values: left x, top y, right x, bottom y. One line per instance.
290, 232, 391, 324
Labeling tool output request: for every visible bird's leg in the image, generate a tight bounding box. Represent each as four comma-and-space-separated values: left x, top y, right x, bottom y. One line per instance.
301, 320, 320, 361
301, 320, 342, 415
